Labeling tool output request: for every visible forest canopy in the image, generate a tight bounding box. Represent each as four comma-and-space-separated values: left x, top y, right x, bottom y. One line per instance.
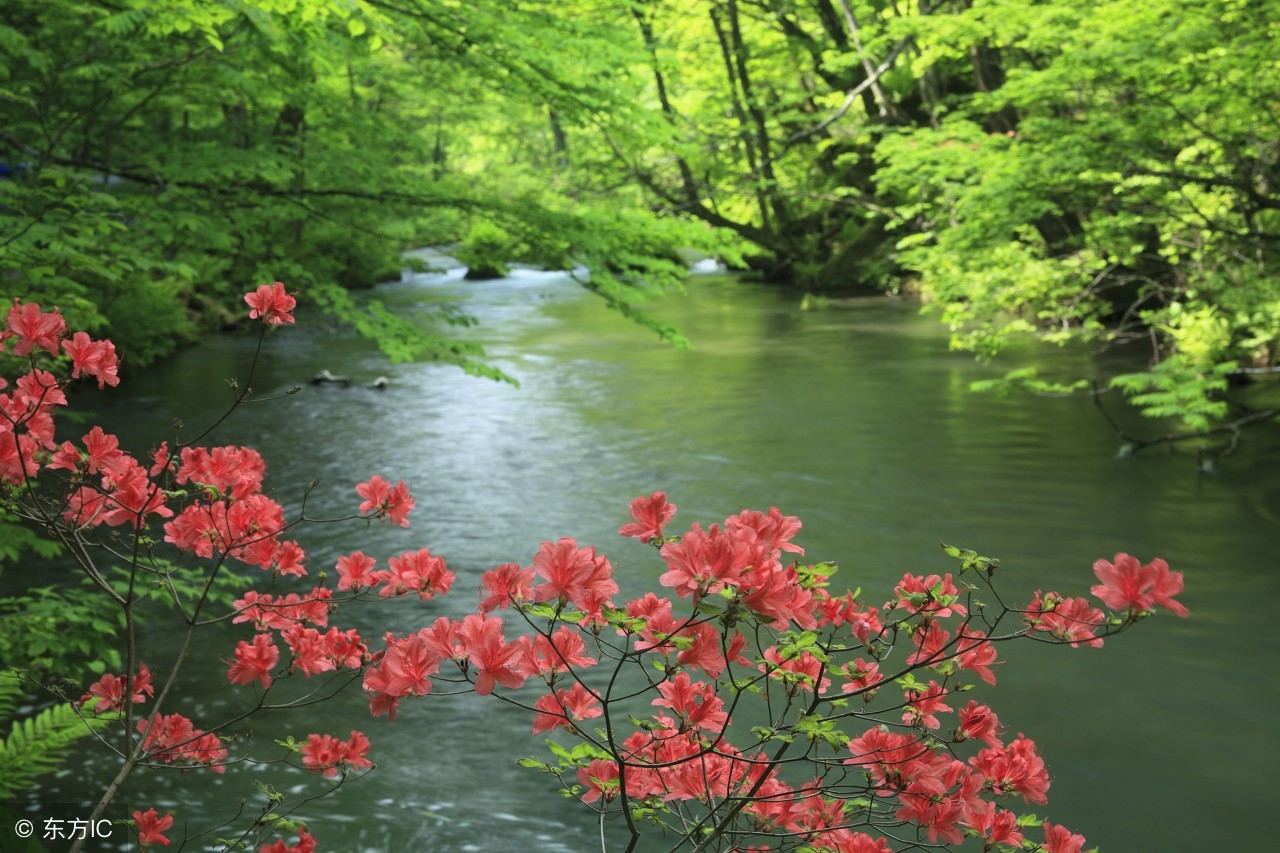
2, 0, 1277, 435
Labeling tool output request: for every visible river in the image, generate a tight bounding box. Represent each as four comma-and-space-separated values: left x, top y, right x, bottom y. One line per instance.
31, 260, 1280, 851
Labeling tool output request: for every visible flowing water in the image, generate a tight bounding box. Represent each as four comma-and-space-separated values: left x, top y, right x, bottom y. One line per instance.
28, 260, 1280, 851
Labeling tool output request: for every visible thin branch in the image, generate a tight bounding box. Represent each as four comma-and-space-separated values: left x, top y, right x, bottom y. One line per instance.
1092, 378, 1280, 454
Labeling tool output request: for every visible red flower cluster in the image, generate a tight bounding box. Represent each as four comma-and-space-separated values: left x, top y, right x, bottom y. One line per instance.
4, 296, 1193, 853
836, 657, 883, 700
281, 624, 368, 677
335, 550, 378, 591
364, 610, 606, 718
176, 445, 265, 498
332, 548, 456, 599
1026, 591, 1107, 647
379, 548, 453, 599
232, 589, 332, 631
137, 713, 227, 773
892, 572, 967, 618
532, 537, 618, 616
300, 730, 372, 777
2, 301, 118, 395
815, 588, 884, 643
621, 593, 748, 677
652, 671, 728, 732
760, 645, 831, 693
532, 682, 602, 734
355, 475, 414, 526
2, 359, 162, 530
842, 726, 1047, 845
656, 506, 815, 628
1042, 821, 1089, 853
165, 491, 296, 571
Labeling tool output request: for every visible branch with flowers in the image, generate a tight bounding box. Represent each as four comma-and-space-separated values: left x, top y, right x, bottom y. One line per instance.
0, 285, 1186, 852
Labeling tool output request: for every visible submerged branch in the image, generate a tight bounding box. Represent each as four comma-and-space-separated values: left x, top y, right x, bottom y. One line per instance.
1092, 380, 1280, 456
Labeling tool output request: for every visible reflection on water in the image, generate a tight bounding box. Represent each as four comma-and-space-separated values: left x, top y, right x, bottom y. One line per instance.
33, 264, 1280, 851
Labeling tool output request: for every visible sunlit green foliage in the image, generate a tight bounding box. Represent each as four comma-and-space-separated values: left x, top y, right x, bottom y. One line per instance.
873, 0, 1280, 427
0, 585, 123, 680
3, 0, 1276, 431
0, 0, 704, 371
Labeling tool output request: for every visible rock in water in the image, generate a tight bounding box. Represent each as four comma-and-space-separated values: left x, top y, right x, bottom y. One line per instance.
310, 369, 352, 387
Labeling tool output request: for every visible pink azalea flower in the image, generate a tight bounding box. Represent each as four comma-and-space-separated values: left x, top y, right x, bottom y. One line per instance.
907, 619, 951, 666
282, 624, 337, 676
137, 713, 226, 773
4, 300, 66, 356
577, 758, 620, 803
227, 634, 280, 688
724, 505, 804, 554
521, 625, 597, 676
823, 833, 891, 853
531, 537, 618, 610
1090, 552, 1188, 617
956, 700, 1004, 748
244, 282, 297, 325
62, 331, 120, 388
362, 632, 442, 716
459, 614, 527, 695
618, 491, 676, 542
837, 657, 883, 700
14, 368, 67, 414
274, 540, 307, 577
478, 562, 535, 612
356, 475, 414, 526
675, 622, 748, 679
176, 445, 265, 498
532, 682, 602, 733
82, 665, 155, 712
1090, 552, 1156, 611
380, 548, 453, 600
956, 629, 1001, 685
966, 802, 1024, 849
323, 627, 367, 670
652, 672, 728, 732
759, 646, 830, 693
1041, 821, 1088, 853
342, 730, 373, 772
336, 550, 378, 591
658, 523, 751, 599
624, 592, 678, 649
902, 680, 952, 730
132, 808, 174, 848
1149, 557, 1188, 617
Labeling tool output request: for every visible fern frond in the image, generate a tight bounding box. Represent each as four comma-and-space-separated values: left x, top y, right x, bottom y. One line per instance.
0, 696, 113, 798
0, 670, 23, 722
